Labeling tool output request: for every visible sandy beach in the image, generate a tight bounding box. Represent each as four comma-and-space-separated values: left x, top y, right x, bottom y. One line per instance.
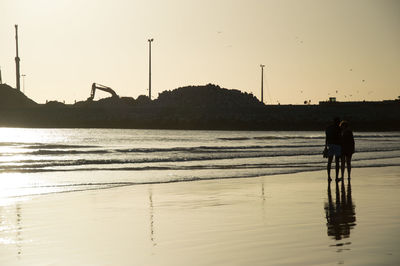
1, 166, 399, 266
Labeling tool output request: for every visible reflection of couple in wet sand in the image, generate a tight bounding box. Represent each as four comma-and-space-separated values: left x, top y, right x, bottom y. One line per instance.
325, 117, 355, 182
324, 179, 356, 242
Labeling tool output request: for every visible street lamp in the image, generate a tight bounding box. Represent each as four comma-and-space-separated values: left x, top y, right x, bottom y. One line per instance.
148, 38, 154, 99
260, 64, 265, 103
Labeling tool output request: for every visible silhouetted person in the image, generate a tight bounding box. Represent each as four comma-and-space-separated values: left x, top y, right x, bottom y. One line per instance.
340, 121, 355, 179
325, 117, 341, 181
324, 180, 356, 241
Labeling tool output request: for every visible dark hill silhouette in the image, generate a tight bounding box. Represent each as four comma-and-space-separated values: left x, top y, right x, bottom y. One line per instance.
155, 84, 262, 109
73, 95, 148, 108
144, 84, 266, 130
0, 83, 37, 108
0, 83, 398, 130
45, 101, 66, 108
71, 84, 261, 110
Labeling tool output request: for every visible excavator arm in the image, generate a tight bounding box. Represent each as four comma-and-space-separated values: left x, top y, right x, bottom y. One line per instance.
88, 83, 119, 101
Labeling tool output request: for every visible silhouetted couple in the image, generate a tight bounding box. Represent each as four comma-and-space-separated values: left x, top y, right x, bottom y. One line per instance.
325, 117, 355, 182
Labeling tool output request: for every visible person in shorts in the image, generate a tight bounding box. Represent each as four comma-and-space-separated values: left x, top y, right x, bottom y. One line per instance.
325, 117, 342, 181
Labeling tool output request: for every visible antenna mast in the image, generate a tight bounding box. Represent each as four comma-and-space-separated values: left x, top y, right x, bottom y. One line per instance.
15, 24, 21, 91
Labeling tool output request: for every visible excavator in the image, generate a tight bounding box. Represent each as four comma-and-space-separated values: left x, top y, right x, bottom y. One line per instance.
87, 83, 119, 101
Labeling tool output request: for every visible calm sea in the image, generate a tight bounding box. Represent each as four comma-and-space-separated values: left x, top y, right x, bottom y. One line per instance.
0, 128, 399, 200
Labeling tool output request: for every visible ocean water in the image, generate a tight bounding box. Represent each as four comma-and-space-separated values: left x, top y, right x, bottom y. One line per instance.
0, 128, 399, 201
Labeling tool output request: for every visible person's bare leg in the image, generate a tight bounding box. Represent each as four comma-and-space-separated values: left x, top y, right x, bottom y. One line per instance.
341, 156, 345, 179
335, 156, 340, 180
346, 154, 352, 179
327, 156, 333, 181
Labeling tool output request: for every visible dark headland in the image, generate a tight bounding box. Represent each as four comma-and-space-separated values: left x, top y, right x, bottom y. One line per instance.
0, 83, 399, 131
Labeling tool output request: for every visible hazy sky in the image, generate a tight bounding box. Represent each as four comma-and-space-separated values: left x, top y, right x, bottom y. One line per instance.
1, 0, 399, 104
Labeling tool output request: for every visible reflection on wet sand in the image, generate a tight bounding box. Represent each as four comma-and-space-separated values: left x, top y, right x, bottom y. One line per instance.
261, 177, 267, 222
324, 180, 356, 251
149, 187, 156, 247
0, 204, 23, 259
16, 204, 23, 258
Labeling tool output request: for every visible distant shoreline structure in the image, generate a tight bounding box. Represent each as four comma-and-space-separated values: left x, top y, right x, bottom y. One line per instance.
0, 83, 399, 131
318, 96, 400, 106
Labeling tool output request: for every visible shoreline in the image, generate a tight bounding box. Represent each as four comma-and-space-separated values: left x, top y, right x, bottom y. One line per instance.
1, 164, 399, 206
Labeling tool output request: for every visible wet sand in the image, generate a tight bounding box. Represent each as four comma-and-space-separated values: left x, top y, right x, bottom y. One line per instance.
1, 166, 399, 265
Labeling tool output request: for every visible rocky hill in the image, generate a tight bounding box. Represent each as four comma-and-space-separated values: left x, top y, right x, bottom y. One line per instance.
0, 83, 37, 108
155, 84, 263, 109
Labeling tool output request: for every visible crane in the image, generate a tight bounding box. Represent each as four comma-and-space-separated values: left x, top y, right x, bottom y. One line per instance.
87, 83, 119, 101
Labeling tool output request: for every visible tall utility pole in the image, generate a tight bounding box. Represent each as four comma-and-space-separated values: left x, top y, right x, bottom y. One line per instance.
0, 66, 2, 84
260, 64, 265, 103
148, 38, 154, 99
22, 74, 26, 93
15, 24, 21, 91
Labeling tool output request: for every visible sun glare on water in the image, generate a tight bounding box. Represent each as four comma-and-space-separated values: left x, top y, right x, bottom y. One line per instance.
0, 128, 51, 160
0, 128, 65, 204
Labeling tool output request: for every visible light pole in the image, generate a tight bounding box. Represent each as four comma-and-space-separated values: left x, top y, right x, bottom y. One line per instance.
22, 74, 26, 93
260, 64, 265, 103
148, 38, 154, 100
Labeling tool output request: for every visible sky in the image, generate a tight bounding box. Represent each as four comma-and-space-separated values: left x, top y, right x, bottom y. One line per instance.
0, 0, 399, 104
